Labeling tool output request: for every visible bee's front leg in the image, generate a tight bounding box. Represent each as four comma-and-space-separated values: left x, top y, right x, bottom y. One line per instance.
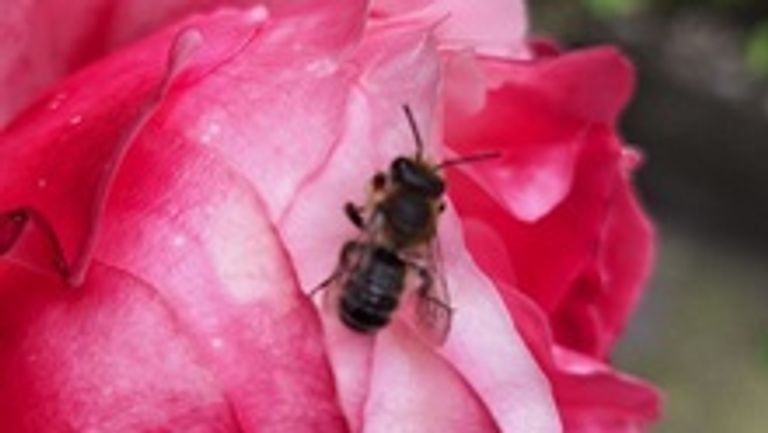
344, 202, 366, 229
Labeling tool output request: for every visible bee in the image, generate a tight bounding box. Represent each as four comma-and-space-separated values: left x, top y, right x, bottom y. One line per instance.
314, 105, 497, 344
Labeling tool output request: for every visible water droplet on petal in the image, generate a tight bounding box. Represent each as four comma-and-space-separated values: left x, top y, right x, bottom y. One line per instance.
167, 27, 204, 79
47, 92, 68, 111
69, 115, 83, 125
246, 5, 269, 24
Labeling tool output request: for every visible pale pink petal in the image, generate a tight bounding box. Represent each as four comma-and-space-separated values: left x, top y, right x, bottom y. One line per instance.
437, 209, 562, 432
362, 323, 499, 433
372, 0, 529, 58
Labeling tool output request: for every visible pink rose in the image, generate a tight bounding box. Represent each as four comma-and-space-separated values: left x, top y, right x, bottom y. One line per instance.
0, 1, 660, 432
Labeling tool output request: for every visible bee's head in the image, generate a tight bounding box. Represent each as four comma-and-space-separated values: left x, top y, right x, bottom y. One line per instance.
390, 157, 444, 197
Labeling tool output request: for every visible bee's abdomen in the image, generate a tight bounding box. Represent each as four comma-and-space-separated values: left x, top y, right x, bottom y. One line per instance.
339, 248, 405, 333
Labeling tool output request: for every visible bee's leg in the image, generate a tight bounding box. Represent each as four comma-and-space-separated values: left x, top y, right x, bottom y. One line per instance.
344, 202, 365, 229
310, 241, 363, 297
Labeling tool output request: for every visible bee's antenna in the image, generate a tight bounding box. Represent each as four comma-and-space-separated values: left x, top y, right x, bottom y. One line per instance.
436, 151, 501, 169
402, 105, 424, 160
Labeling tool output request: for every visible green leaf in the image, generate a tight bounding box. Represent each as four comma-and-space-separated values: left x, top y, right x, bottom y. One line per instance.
746, 22, 768, 76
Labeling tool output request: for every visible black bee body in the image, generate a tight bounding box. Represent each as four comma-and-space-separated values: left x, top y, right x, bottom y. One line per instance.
339, 246, 406, 332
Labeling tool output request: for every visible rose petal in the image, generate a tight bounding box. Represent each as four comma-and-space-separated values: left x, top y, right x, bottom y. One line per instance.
0, 262, 242, 432
437, 209, 562, 432
372, 0, 529, 58
0, 11, 264, 283
446, 47, 634, 223
160, 4, 372, 222
450, 125, 621, 316
555, 348, 661, 433
551, 175, 656, 357
93, 119, 347, 430
362, 322, 499, 433
0, 0, 256, 126
499, 282, 661, 432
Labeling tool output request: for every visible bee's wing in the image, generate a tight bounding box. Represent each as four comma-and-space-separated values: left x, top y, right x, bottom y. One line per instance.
402, 239, 453, 346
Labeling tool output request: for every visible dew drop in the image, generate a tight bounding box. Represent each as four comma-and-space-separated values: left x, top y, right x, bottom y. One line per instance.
47, 92, 68, 111
246, 5, 269, 24
68, 115, 83, 125
167, 27, 204, 79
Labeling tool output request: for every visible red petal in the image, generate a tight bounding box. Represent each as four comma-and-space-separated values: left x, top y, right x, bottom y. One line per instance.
447, 48, 651, 359
551, 174, 656, 357
450, 125, 621, 316
446, 47, 634, 222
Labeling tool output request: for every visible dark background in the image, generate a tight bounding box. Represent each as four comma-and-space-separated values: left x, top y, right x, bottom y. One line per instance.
532, 1, 768, 431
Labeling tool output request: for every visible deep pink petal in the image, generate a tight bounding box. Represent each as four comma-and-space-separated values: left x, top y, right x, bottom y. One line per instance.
0, 11, 264, 283
372, 0, 529, 58
446, 47, 634, 223
555, 348, 661, 433
551, 171, 656, 357
450, 125, 621, 317
0, 262, 242, 432
0, 0, 261, 126
445, 47, 651, 360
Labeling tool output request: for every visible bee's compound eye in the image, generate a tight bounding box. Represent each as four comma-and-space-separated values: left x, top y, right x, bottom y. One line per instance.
390, 157, 444, 197
390, 157, 411, 181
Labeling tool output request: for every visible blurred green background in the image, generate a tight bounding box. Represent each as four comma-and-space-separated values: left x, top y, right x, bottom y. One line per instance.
531, 1, 768, 432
